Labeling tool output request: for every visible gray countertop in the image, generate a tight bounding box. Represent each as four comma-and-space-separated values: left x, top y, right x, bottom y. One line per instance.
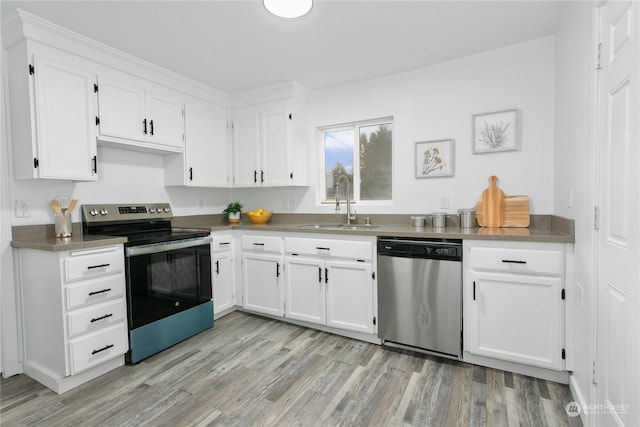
11, 213, 574, 252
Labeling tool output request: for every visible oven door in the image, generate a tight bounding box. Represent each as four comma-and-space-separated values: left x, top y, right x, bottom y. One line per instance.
125, 237, 212, 329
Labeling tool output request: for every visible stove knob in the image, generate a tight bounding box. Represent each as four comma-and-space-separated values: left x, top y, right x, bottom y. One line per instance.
100, 209, 108, 216
163, 207, 171, 213
89, 209, 98, 216
149, 208, 156, 213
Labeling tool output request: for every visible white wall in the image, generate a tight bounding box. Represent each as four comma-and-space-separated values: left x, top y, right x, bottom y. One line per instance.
554, 2, 597, 423
241, 36, 556, 215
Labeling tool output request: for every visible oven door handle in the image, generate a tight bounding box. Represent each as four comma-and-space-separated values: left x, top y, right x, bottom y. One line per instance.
125, 236, 212, 257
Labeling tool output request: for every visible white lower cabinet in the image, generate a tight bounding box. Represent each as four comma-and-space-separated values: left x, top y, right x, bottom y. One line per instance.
284, 236, 376, 335
17, 245, 128, 393
211, 234, 235, 318
464, 240, 566, 371
241, 235, 284, 316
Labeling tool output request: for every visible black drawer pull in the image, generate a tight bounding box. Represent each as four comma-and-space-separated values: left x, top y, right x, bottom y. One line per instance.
325, 268, 329, 283
215, 260, 220, 275
219, 242, 231, 246
88, 288, 111, 296
90, 313, 113, 323
253, 243, 265, 246
87, 263, 110, 270
91, 344, 114, 355
318, 267, 322, 283
276, 263, 281, 277
502, 259, 527, 264
316, 247, 330, 251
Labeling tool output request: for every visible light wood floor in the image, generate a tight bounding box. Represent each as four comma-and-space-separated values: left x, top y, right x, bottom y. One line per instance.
1, 311, 582, 426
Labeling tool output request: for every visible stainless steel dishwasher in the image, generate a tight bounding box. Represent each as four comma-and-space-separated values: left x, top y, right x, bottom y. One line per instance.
377, 237, 462, 359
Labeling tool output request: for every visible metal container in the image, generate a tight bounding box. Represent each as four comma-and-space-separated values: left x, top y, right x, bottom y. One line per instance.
431, 212, 446, 228
410, 216, 425, 228
458, 209, 477, 228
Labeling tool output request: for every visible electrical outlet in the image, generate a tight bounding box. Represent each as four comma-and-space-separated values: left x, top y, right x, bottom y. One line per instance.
16, 199, 31, 218
439, 196, 449, 209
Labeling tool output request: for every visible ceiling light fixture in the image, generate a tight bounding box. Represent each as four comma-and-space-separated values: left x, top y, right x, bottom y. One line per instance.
263, 0, 313, 19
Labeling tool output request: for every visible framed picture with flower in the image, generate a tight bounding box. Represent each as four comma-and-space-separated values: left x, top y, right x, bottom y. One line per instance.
472, 109, 518, 153
415, 139, 454, 178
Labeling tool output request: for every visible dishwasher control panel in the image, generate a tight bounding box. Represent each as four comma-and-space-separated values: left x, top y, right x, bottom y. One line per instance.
378, 238, 462, 261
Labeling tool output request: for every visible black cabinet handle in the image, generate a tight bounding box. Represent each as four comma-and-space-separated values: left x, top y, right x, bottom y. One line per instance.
502, 259, 527, 264
149, 119, 154, 135
253, 242, 265, 246
261, 170, 265, 183
87, 263, 110, 270
316, 247, 330, 251
92, 155, 97, 174
254, 170, 258, 183
91, 344, 114, 355
276, 263, 280, 277
473, 281, 476, 300
90, 313, 113, 323
318, 267, 322, 283
325, 268, 329, 284
143, 119, 147, 134
215, 260, 220, 275
220, 242, 231, 246
88, 288, 111, 296
189, 167, 193, 181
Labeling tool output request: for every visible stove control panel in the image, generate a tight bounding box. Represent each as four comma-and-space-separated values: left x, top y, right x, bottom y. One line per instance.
82, 203, 172, 223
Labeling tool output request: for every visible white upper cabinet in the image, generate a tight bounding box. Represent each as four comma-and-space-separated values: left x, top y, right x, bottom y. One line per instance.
231, 83, 310, 188
6, 42, 98, 181
96, 72, 185, 153
164, 101, 231, 187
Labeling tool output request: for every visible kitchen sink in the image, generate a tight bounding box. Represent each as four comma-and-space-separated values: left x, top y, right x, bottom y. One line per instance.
298, 224, 378, 230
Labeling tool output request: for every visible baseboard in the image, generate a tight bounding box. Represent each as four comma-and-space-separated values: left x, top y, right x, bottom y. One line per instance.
569, 374, 590, 426
463, 351, 569, 384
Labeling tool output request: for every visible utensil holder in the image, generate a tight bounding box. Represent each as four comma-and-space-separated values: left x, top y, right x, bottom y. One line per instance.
55, 215, 72, 238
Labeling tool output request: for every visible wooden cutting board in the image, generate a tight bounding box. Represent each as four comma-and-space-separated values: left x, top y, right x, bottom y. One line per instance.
480, 176, 504, 227
475, 195, 530, 227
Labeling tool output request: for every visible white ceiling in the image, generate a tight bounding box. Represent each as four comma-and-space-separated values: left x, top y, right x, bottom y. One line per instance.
1, 1, 573, 94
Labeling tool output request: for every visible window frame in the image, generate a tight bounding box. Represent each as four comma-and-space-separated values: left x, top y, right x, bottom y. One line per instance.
318, 117, 394, 207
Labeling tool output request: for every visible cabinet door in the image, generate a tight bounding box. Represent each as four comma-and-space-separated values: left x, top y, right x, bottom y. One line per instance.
466, 272, 563, 370
146, 90, 184, 149
261, 104, 290, 186
185, 104, 229, 187
284, 257, 325, 325
242, 253, 283, 316
233, 111, 260, 186
213, 252, 234, 315
325, 260, 374, 334
32, 55, 97, 180
97, 76, 146, 141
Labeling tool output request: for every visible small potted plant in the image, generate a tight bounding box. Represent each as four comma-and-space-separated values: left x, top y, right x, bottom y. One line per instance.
223, 201, 243, 224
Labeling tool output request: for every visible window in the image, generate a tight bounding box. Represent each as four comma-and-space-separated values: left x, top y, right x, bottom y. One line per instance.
321, 118, 393, 203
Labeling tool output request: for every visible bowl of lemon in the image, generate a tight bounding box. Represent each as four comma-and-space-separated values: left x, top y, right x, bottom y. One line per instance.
247, 208, 272, 224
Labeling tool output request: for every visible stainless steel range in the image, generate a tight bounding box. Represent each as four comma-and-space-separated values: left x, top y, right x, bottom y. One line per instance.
82, 203, 213, 363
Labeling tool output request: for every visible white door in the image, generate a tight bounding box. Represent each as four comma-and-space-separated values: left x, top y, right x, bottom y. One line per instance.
284, 256, 325, 325
185, 104, 229, 187
242, 253, 283, 316
233, 111, 260, 186
325, 260, 373, 334
213, 252, 234, 316
97, 76, 146, 141
596, 2, 640, 426
467, 272, 563, 370
33, 55, 97, 180
261, 104, 290, 186
146, 90, 184, 149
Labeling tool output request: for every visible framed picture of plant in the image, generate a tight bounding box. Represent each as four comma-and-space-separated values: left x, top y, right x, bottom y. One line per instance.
415, 139, 454, 178
472, 109, 518, 153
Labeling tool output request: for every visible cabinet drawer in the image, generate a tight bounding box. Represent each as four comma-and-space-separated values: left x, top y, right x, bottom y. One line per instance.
285, 237, 373, 261
67, 299, 126, 338
241, 235, 283, 253
468, 246, 563, 275
211, 235, 233, 252
65, 275, 125, 310
64, 247, 124, 282
69, 323, 128, 375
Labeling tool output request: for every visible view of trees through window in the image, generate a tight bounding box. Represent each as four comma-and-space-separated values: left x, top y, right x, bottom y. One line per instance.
323, 119, 393, 203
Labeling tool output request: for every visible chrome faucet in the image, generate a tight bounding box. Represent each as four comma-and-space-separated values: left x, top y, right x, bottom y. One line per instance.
335, 175, 357, 225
